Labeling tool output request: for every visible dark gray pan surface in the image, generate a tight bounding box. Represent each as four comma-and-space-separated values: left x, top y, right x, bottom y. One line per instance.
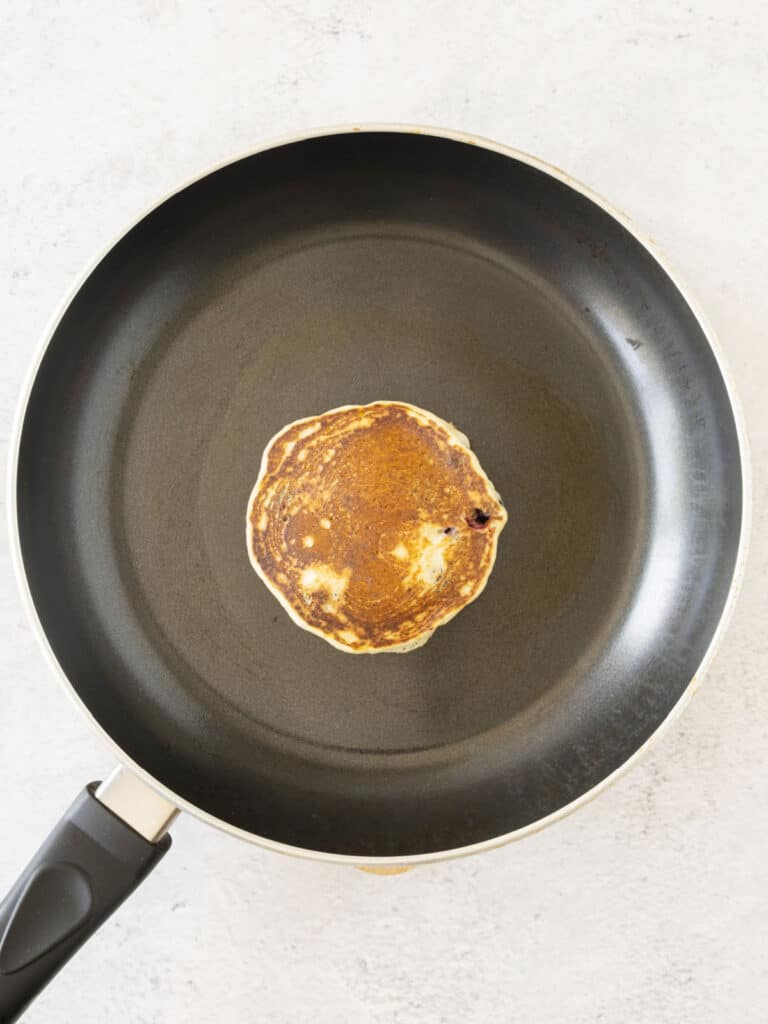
17, 132, 743, 855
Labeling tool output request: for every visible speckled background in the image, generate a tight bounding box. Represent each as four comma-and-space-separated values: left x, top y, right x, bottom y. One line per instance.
1, 2, 766, 1022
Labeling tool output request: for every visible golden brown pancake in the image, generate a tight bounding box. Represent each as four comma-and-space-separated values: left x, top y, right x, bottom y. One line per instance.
246, 402, 507, 653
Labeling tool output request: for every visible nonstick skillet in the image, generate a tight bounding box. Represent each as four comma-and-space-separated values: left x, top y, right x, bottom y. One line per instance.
1, 126, 747, 1021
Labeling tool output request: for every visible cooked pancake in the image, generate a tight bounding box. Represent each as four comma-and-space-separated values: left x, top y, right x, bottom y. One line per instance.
246, 402, 507, 653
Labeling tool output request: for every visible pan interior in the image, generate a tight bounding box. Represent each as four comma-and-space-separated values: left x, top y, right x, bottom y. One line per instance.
17, 132, 743, 856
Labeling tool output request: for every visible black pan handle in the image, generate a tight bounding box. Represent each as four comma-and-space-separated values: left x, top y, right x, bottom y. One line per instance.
0, 782, 172, 1023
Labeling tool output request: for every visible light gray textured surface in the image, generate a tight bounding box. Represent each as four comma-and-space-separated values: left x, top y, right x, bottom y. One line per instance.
1, 2, 767, 1022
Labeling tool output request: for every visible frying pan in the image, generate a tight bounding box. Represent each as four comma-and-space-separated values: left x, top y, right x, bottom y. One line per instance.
0, 126, 747, 1021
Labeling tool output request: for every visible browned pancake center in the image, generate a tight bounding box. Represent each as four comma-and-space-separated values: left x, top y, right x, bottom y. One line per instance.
247, 403, 506, 652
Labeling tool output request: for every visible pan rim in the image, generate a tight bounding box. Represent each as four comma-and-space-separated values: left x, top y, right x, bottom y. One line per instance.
7, 122, 751, 865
